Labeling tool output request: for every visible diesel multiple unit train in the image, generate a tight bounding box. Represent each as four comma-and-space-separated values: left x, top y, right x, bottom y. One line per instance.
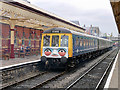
41, 28, 113, 69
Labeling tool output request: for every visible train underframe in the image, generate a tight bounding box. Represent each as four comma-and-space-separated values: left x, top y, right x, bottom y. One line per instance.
41, 47, 112, 70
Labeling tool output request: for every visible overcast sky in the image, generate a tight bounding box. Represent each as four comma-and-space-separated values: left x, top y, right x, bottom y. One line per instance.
29, 0, 118, 36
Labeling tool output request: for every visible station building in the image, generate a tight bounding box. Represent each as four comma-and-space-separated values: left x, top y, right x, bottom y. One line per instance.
83, 26, 101, 37
0, 0, 85, 60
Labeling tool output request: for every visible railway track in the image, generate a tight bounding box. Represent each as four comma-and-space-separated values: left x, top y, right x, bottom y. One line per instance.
3, 48, 118, 90
3, 71, 66, 90
65, 48, 118, 90
30, 71, 65, 90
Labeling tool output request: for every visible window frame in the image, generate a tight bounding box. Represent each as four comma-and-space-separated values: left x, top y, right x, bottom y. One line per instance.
52, 35, 59, 47
43, 35, 50, 46
60, 35, 69, 47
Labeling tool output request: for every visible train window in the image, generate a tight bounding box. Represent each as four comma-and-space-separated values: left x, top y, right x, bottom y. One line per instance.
43, 35, 50, 46
80, 38, 82, 47
52, 35, 59, 47
87, 39, 88, 46
94, 39, 95, 46
90, 39, 92, 46
75, 37, 79, 46
93, 39, 94, 46
92, 39, 93, 46
88, 39, 89, 46
96, 39, 97, 47
88, 39, 89, 47
61, 35, 68, 47
84, 38, 86, 47
88, 39, 90, 47
94, 39, 96, 47
86, 38, 87, 47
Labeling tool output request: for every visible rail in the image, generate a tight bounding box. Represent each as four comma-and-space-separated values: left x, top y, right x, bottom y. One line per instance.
65, 48, 118, 90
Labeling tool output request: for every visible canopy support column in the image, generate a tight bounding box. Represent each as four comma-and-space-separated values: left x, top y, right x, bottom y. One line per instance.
9, 20, 16, 58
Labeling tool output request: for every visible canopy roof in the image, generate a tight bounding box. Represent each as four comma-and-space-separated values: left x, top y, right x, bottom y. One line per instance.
110, 0, 120, 33
0, 0, 85, 32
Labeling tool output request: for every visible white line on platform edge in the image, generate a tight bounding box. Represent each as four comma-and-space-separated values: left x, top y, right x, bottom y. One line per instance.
0, 59, 41, 70
104, 50, 120, 89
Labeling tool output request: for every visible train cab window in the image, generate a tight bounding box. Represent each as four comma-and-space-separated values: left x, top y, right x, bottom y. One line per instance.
43, 35, 50, 46
52, 35, 59, 47
61, 35, 68, 47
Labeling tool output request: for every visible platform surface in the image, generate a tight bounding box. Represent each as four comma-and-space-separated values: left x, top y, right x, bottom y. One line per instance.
104, 49, 120, 89
0, 55, 41, 69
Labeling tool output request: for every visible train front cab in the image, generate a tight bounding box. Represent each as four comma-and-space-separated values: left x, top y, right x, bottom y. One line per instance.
41, 33, 73, 68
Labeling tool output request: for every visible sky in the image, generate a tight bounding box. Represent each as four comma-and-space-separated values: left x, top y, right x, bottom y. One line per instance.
29, 0, 118, 37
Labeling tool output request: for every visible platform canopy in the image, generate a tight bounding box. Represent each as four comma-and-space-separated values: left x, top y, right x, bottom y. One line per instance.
110, 0, 120, 34
0, 0, 85, 32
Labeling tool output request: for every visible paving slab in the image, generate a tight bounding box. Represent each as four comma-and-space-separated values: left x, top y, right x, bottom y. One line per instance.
0, 55, 41, 69
104, 50, 120, 89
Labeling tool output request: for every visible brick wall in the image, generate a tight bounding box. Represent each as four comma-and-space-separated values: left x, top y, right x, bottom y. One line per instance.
1, 23, 43, 58
14, 26, 43, 50
1, 23, 10, 50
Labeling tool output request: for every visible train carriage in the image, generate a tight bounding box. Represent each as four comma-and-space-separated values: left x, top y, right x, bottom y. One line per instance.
71, 30, 98, 56
41, 27, 112, 69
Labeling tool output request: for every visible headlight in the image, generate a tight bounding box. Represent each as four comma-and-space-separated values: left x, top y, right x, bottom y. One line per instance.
44, 48, 51, 56
58, 49, 66, 56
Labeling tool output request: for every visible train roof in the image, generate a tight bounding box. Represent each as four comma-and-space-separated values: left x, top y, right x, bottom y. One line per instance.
70, 30, 112, 42
43, 28, 112, 42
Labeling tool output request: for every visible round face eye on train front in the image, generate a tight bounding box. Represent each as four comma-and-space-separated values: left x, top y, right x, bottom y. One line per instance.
44, 48, 51, 56
58, 49, 66, 56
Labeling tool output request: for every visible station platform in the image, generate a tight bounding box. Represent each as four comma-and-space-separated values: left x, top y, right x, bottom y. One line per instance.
0, 55, 41, 70
104, 49, 120, 89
